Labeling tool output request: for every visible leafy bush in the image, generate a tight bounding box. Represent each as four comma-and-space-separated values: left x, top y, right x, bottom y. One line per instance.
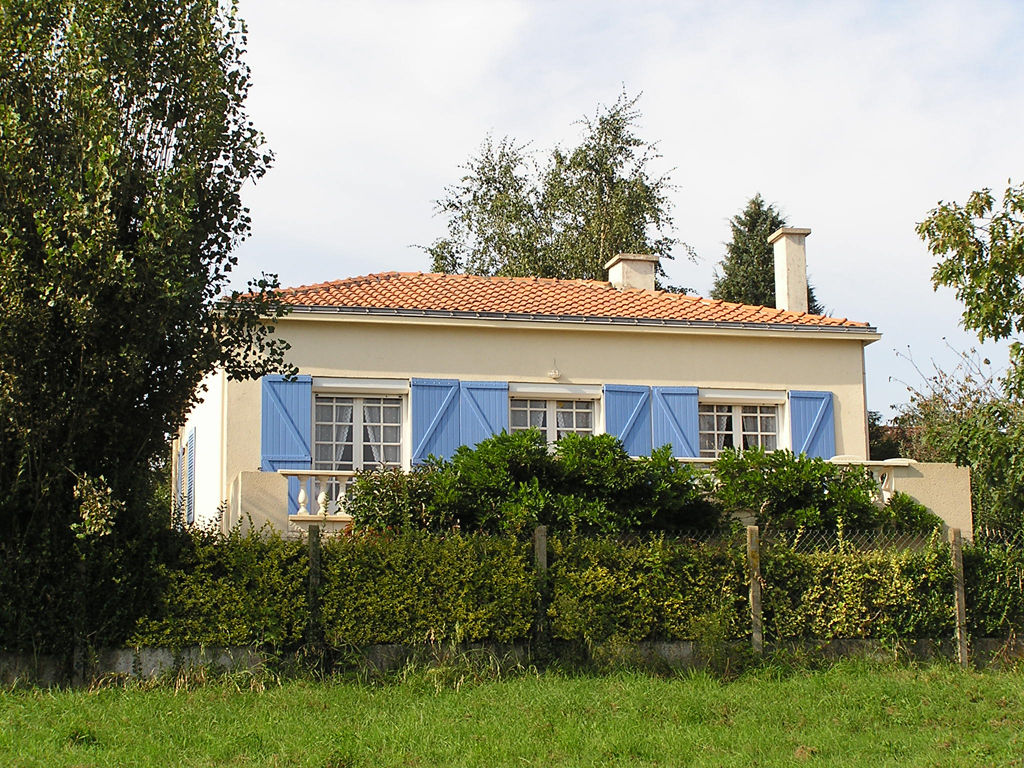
964, 539, 1024, 636
761, 541, 954, 640
131, 525, 308, 651
879, 491, 944, 533
554, 436, 719, 533
712, 448, 879, 529
547, 535, 746, 642
344, 465, 456, 532
344, 431, 723, 536
319, 531, 535, 646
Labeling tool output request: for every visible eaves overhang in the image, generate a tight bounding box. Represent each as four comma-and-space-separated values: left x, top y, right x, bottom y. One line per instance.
280, 304, 881, 342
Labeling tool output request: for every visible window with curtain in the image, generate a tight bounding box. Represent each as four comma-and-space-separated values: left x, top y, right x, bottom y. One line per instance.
509, 398, 594, 442
314, 395, 402, 471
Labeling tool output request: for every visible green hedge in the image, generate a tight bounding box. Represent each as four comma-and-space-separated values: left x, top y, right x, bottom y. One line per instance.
761, 544, 955, 640
319, 532, 535, 646
547, 536, 747, 642
131, 527, 308, 650
130, 528, 537, 651
96, 528, 1024, 655
964, 540, 1024, 635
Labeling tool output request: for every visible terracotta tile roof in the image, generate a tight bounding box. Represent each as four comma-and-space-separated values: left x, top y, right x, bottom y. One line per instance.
275, 272, 871, 329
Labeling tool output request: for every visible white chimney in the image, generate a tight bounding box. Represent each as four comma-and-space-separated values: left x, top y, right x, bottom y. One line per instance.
605, 253, 659, 291
767, 227, 811, 313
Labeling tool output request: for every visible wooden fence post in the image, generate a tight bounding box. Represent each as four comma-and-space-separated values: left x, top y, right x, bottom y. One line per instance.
533, 525, 548, 646
949, 527, 968, 668
533, 525, 548, 573
747, 525, 764, 655
307, 525, 323, 660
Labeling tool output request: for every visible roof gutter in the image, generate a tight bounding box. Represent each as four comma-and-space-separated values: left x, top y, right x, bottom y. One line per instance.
281, 304, 879, 338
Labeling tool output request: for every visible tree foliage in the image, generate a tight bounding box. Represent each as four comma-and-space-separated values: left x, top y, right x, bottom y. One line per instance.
710, 194, 824, 314
914, 182, 1024, 530
917, 181, 1024, 396
426, 93, 690, 285
892, 349, 1024, 530
0, 0, 288, 538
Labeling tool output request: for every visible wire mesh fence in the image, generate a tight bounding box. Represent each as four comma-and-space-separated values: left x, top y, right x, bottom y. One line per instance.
759, 526, 943, 553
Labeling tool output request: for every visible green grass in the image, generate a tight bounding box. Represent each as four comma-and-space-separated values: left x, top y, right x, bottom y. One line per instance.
2, 661, 1023, 767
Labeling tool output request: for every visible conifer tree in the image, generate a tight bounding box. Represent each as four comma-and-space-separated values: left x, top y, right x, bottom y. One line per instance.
711, 194, 824, 314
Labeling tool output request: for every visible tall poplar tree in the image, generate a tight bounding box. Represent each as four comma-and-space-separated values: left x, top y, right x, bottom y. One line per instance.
711, 194, 824, 314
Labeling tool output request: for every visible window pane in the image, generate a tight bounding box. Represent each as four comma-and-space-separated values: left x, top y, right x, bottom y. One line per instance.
556, 410, 572, 428
577, 411, 591, 429
699, 414, 714, 432
384, 445, 399, 464
315, 404, 332, 422
742, 415, 757, 432
315, 424, 332, 443
511, 410, 527, 427
741, 405, 758, 414
763, 434, 777, 451
363, 405, 381, 423
762, 416, 776, 433
383, 425, 400, 443
717, 415, 731, 431
530, 410, 546, 428
383, 406, 401, 423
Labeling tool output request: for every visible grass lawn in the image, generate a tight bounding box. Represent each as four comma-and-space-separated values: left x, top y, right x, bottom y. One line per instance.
2, 661, 1023, 767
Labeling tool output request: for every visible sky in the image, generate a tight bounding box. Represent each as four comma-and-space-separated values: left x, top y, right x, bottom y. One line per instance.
232, 0, 1024, 415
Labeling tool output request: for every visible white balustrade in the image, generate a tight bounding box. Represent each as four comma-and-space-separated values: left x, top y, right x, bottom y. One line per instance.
276, 469, 357, 521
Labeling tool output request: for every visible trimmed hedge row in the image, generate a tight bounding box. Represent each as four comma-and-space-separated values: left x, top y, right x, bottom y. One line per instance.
319, 533, 534, 646
107, 528, 1024, 652
131, 529, 535, 650
547, 536, 747, 642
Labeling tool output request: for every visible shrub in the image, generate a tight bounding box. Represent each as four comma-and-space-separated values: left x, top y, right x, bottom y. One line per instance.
879, 491, 944, 533
547, 535, 746, 642
319, 531, 535, 646
761, 540, 955, 640
712, 448, 879, 529
344, 465, 456, 532
345, 431, 724, 536
131, 525, 307, 651
964, 539, 1024, 636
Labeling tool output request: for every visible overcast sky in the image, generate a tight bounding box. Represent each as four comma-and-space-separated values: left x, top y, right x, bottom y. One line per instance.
232, 0, 1024, 415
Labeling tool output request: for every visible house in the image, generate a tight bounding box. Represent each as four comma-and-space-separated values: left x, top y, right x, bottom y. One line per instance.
172, 227, 971, 534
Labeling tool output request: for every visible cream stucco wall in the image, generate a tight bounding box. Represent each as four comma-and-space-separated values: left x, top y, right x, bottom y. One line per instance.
177, 368, 226, 528
215, 314, 877, 506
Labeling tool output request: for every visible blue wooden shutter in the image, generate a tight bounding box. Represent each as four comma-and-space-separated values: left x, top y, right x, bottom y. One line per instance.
604, 385, 652, 456
790, 390, 836, 458
411, 378, 460, 462
260, 374, 312, 514
175, 443, 184, 519
652, 386, 699, 457
186, 428, 196, 524
460, 381, 509, 448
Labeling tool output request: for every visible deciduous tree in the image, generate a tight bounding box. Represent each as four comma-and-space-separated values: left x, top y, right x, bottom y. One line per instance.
427, 93, 691, 287
0, 0, 288, 537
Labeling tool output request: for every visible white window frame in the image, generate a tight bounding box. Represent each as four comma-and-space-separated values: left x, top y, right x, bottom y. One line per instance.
696, 389, 789, 459
312, 378, 411, 472
509, 394, 600, 443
